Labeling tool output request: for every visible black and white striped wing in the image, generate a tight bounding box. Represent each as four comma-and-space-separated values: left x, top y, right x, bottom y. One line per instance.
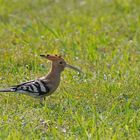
13, 79, 50, 97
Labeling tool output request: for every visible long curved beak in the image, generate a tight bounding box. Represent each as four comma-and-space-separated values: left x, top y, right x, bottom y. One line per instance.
66, 64, 82, 73
40, 54, 46, 58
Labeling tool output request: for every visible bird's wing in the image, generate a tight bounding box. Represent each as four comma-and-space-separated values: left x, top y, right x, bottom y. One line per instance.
12, 80, 35, 87
13, 79, 50, 97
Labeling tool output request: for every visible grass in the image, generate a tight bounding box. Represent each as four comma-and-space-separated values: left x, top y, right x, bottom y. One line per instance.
0, 0, 140, 139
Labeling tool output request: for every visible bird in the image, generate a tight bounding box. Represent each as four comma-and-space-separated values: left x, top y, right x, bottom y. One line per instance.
0, 54, 81, 101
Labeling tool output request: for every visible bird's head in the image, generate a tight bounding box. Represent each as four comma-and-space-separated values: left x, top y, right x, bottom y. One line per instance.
40, 54, 81, 73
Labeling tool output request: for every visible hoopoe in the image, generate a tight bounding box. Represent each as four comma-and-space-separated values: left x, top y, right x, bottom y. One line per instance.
0, 54, 81, 101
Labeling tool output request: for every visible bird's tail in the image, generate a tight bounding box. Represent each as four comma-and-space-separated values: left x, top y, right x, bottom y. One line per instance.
0, 88, 15, 92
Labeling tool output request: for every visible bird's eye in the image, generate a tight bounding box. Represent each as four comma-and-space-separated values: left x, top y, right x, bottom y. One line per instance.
59, 61, 63, 64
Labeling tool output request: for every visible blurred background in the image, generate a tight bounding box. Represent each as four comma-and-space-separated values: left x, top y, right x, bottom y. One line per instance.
0, 0, 140, 139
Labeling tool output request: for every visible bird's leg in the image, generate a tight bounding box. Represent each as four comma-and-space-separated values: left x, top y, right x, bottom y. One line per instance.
40, 97, 46, 105
40, 97, 44, 105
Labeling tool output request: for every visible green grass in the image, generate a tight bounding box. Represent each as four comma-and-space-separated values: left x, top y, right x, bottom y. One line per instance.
0, 0, 140, 139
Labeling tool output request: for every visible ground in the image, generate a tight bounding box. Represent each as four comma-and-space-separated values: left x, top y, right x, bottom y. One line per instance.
0, 0, 140, 139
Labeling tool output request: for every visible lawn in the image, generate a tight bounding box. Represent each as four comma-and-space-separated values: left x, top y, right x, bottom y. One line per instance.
0, 0, 140, 139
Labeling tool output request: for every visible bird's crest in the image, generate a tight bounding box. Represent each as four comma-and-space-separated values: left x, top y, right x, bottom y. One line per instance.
40, 54, 64, 61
